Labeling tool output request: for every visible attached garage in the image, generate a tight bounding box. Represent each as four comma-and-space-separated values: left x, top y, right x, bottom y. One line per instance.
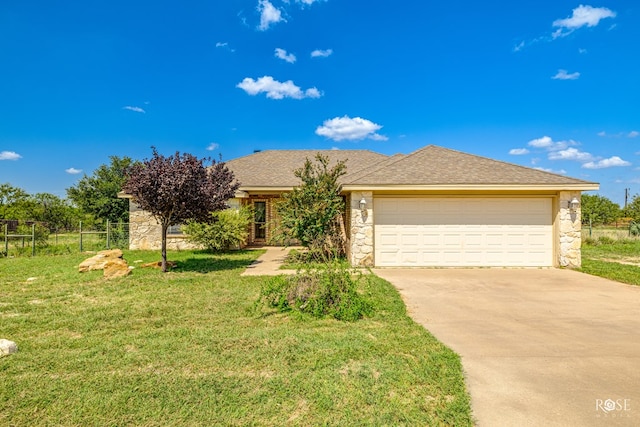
374, 197, 553, 267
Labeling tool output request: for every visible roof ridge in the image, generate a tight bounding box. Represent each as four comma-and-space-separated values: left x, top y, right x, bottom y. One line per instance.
344, 145, 437, 183
432, 145, 597, 184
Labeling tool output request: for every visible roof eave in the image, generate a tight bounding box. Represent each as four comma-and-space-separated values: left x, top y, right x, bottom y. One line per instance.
342, 183, 600, 191
237, 186, 295, 193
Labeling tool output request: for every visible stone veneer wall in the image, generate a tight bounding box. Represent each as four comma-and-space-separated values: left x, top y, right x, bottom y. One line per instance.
558, 191, 582, 268
128, 200, 201, 250
349, 191, 374, 267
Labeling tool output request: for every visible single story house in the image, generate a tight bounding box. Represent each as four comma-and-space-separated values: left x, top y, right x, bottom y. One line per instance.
125, 145, 599, 268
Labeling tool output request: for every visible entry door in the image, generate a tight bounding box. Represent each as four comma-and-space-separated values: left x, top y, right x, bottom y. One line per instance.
253, 200, 267, 242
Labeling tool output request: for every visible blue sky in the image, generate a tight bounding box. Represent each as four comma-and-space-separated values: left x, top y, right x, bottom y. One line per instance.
1, 1, 638, 204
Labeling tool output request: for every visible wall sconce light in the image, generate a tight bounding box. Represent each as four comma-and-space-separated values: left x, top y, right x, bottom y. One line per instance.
359, 197, 367, 211
569, 197, 580, 212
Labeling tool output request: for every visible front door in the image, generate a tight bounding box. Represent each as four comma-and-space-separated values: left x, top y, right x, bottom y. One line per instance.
253, 200, 267, 242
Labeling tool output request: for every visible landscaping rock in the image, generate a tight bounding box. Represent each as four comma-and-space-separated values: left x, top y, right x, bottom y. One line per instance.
103, 259, 132, 279
141, 261, 177, 269
0, 339, 18, 356
79, 249, 132, 279
79, 249, 124, 272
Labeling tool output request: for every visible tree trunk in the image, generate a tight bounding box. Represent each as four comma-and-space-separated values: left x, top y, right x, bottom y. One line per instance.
161, 222, 168, 273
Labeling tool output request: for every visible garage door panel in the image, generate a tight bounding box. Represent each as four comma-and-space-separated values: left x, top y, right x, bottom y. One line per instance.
374, 197, 553, 267
401, 233, 419, 246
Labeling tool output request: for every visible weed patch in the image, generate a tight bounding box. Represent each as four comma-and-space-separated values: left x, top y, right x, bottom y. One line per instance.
256, 264, 373, 321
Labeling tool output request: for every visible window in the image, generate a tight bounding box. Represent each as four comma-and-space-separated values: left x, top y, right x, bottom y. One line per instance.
167, 224, 183, 235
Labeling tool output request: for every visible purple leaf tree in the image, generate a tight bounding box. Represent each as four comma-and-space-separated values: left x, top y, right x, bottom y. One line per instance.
123, 147, 239, 272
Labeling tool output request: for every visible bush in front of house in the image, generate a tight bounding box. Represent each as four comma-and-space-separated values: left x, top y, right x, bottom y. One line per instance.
255, 263, 373, 321
184, 207, 252, 252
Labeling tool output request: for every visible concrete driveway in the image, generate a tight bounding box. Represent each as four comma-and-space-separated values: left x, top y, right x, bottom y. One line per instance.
373, 268, 640, 426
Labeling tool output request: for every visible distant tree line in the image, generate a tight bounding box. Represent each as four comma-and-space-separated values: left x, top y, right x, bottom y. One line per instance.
1, 156, 134, 232
581, 193, 640, 226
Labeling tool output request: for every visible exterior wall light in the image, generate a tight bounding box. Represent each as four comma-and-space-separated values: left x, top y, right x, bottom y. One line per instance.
359, 197, 367, 211
569, 197, 580, 212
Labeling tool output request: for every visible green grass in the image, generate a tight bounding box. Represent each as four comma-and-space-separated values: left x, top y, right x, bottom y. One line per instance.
580, 258, 640, 286
580, 239, 640, 286
0, 250, 472, 426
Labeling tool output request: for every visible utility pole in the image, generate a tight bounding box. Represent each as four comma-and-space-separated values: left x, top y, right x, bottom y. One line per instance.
625, 188, 630, 209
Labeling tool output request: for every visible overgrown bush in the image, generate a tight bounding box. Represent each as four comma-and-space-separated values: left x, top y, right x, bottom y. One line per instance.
273, 154, 348, 259
255, 263, 373, 321
630, 222, 640, 237
184, 207, 251, 252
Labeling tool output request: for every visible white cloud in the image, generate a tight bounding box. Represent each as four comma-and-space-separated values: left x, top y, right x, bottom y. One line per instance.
274, 48, 296, 63
553, 5, 616, 32
315, 116, 388, 142
65, 167, 82, 174
304, 87, 321, 98
534, 167, 567, 175
123, 106, 145, 113
548, 147, 593, 162
296, 0, 324, 5
509, 148, 529, 155
236, 76, 322, 99
516, 6, 616, 51
257, 0, 285, 31
629, 131, 639, 138
206, 143, 219, 151
311, 49, 333, 58
528, 136, 577, 152
582, 156, 631, 169
512, 41, 525, 52
552, 69, 580, 80
528, 136, 553, 148
215, 41, 235, 52
597, 131, 607, 137
0, 151, 21, 160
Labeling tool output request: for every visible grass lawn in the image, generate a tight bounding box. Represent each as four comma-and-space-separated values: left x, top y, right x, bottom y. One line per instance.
581, 239, 640, 286
0, 250, 472, 426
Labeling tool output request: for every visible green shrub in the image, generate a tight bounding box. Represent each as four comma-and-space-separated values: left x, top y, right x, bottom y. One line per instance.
255, 263, 373, 321
630, 222, 640, 237
184, 207, 252, 252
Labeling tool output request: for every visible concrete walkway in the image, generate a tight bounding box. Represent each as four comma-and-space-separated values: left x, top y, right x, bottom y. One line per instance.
373, 268, 640, 427
241, 246, 298, 276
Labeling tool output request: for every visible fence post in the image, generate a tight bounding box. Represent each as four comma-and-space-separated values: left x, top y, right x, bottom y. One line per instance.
31, 223, 36, 256
4, 224, 7, 255
79, 221, 83, 252
106, 219, 111, 249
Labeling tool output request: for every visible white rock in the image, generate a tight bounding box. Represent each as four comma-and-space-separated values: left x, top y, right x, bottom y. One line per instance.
0, 339, 18, 356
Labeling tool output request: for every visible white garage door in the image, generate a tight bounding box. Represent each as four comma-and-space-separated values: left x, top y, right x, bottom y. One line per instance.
374, 197, 553, 267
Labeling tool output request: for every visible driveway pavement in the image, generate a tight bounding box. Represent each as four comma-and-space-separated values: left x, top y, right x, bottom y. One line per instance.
373, 268, 640, 426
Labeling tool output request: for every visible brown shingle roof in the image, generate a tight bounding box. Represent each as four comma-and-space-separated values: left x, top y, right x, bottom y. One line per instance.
345, 145, 597, 186
226, 150, 389, 188
226, 145, 598, 189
